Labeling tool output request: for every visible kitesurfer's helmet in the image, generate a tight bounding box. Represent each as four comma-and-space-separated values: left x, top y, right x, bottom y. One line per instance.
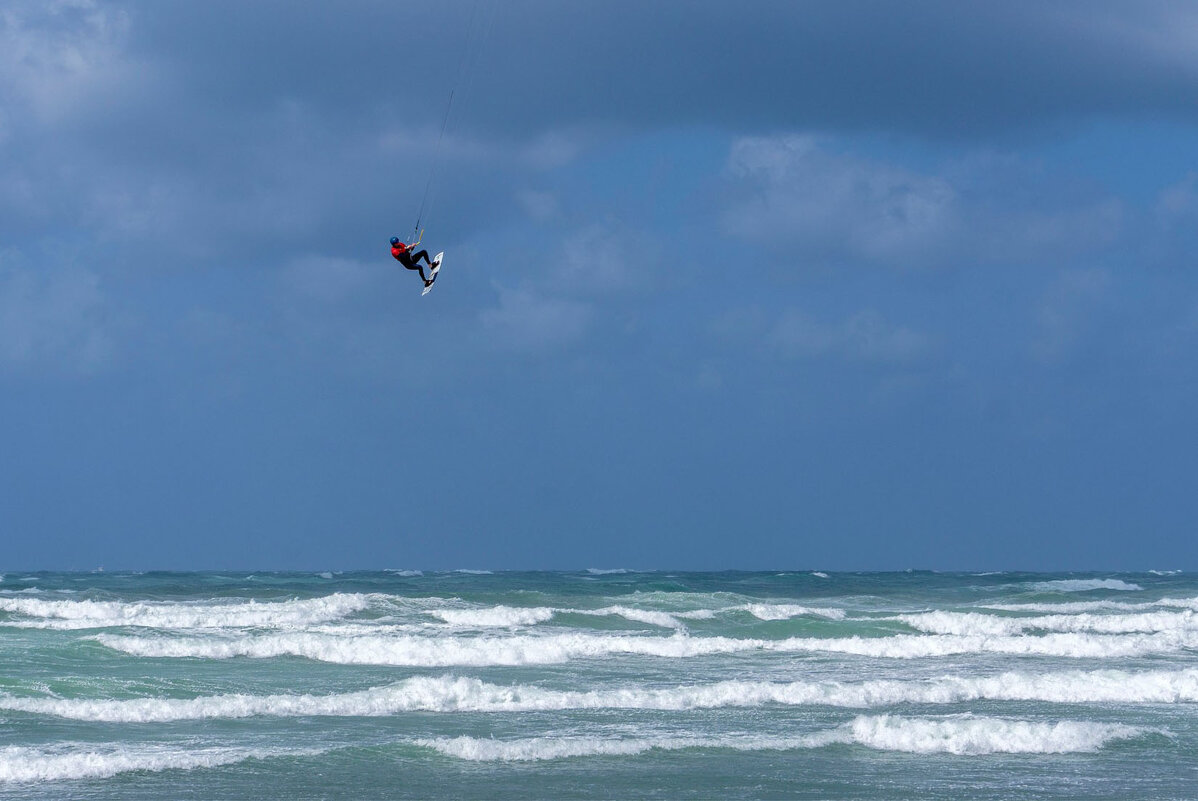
390, 237, 400, 246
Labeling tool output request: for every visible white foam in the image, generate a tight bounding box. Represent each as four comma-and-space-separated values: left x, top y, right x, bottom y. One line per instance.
846, 715, 1142, 755
0, 593, 376, 630
425, 604, 685, 630
94, 628, 1198, 665
96, 631, 731, 665
742, 604, 847, 621
384, 570, 423, 577
581, 606, 685, 629
426, 605, 690, 632
417, 733, 838, 761
898, 609, 1198, 636
984, 600, 1150, 613
453, 570, 493, 575
0, 743, 318, 784
416, 716, 1141, 761
429, 606, 555, 628
812, 572, 829, 578
797, 631, 1193, 659
670, 604, 846, 622
12, 669, 1198, 723
675, 609, 718, 620
586, 569, 634, 575
1030, 579, 1143, 592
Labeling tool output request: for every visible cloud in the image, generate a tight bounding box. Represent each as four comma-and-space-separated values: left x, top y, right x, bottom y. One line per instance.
721, 136, 1127, 272
549, 223, 648, 296
713, 305, 931, 365
0, 256, 114, 375
0, 0, 141, 127
479, 285, 592, 353
1157, 173, 1198, 220
516, 189, 559, 222
1031, 268, 1112, 363
519, 130, 588, 170
282, 255, 381, 306
723, 136, 956, 268
770, 308, 931, 364
454, 0, 1198, 138
10, 1, 1192, 161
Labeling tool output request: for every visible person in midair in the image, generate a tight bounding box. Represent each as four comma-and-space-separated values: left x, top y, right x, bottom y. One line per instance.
390, 235, 437, 287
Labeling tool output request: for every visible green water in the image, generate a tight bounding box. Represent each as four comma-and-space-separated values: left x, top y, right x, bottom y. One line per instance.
0, 570, 1195, 799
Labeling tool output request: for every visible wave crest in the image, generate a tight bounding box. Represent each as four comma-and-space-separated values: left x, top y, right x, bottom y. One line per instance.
7, 669, 1198, 723
0, 594, 376, 630
416, 716, 1143, 761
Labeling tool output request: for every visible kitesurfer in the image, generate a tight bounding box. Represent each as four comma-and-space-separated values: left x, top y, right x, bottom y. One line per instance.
390, 236, 436, 287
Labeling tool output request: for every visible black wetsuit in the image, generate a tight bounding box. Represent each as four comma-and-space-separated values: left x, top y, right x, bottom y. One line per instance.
395, 248, 434, 281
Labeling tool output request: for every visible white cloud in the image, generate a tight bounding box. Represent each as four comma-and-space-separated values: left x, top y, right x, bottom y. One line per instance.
479, 285, 592, 353
516, 189, 559, 222
0, 0, 140, 127
520, 130, 587, 170
723, 136, 956, 267
770, 308, 930, 364
1082, 4, 1198, 78
281, 255, 382, 306
1156, 173, 1198, 222
551, 223, 643, 295
1031, 268, 1112, 363
712, 305, 930, 365
0, 257, 113, 374
722, 137, 1127, 271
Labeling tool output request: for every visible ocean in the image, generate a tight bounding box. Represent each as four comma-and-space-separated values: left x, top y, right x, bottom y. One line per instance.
1, 570, 1195, 799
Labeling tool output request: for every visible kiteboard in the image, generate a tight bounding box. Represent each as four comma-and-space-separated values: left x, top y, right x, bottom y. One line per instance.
421, 252, 444, 296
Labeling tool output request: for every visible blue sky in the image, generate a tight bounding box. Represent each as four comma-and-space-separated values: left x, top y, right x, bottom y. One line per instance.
2, 0, 1197, 570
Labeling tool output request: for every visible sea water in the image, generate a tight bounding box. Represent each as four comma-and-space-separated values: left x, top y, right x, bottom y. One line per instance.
1, 570, 1196, 799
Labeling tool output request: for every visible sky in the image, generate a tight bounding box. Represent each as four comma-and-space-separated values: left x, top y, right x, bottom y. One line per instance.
2, 0, 1198, 571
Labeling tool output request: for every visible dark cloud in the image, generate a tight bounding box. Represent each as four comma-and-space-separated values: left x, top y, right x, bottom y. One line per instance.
21, 0, 1198, 147
719, 135, 1128, 272
455, 0, 1198, 138
7, 0, 1194, 261
4, 1, 1198, 567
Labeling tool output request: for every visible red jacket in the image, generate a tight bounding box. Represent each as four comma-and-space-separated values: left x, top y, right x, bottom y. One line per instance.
391, 243, 408, 260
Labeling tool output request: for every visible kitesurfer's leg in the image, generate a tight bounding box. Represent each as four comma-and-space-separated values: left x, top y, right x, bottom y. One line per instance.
410, 249, 433, 267
399, 255, 429, 282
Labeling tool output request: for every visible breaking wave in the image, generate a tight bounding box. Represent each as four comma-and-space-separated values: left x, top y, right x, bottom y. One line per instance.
7, 669, 1198, 723
418, 715, 1143, 761
0, 594, 376, 631
1029, 579, 1144, 592
429, 606, 556, 627
898, 609, 1198, 636
845, 715, 1143, 755
410, 601, 844, 631
93, 629, 1198, 666
0, 743, 321, 784
740, 604, 847, 621
981, 597, 1198, 615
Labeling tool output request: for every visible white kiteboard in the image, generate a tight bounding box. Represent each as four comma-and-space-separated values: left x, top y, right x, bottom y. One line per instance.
421, 252, 444, 296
